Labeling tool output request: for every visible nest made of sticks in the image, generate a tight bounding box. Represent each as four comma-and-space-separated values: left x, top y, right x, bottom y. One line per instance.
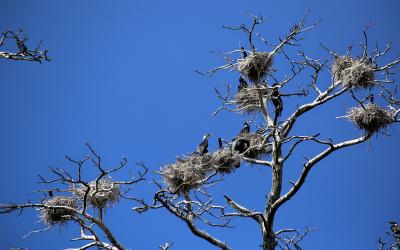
73, 178, 121, 209
235, 87, 270, 114
211, 148, 241, 174
242, 132, 272, 159
40, 196, 77, 225
238, 52, 273, 82
332, 56, 375, 89
347, 103, 395, 133
161, 154, 213, 194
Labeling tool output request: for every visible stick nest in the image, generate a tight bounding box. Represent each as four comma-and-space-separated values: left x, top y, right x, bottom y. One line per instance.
332, 56, 375, 89
238, 52, 273, 82
242, 132, 272, 158
235, 87, 270, 114
40, 196, 77, 225
212, 149, 241, 174
347, 103, 395, 133
73, 178, 121, 209
161, 154, 213, 194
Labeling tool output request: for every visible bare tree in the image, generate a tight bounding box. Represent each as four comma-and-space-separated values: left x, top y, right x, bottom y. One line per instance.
1, 13, 399, 250
0, 29, 50, 62
133, 12, 400, 250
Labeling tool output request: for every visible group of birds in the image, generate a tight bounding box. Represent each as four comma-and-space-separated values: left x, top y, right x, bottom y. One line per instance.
195, 122, 252, 156
237, 47, 283, 118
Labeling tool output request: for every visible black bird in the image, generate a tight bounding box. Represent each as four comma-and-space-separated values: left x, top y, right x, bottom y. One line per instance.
196, 133, 211, 155
389, 221, 400, 235
238, 76, 248, 92
218, 138, 223, 149
239, 122, 250, 136
48, 191, 53, 197
271, 84, 283, 117
241, 47, 247, 58
233, 138, 250, 153
369, 94, 374, 103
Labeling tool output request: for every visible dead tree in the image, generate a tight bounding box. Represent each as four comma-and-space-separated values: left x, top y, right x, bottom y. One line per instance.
136, 12, 400, 250
0, 143, 147, 250
0, 29, 50, 62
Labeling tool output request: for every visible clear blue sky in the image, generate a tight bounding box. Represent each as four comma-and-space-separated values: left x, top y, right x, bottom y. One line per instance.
1, 1, 399, 249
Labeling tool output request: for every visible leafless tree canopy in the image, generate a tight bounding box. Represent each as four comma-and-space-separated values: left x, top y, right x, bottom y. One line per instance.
1, 12, 400, 250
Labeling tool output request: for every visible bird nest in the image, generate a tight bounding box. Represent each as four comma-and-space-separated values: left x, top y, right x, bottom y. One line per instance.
332, 56, 375, 89
73, 178, 121, 209
242, 132, 271, 159
161, 154, 213, 194
40, 196, 77, 225
347, 103, 395, 133
238, 52, 273, 82
235, 87, 270, 114
211, 149, 241, 174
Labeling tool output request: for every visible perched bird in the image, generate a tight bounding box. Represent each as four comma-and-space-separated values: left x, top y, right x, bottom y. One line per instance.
241, 47, 247, 58
369, 94, 374, 103
389, 221, 400, 235
239, 122, 250, 136
233, 138, 250, 153
196, 133, 211, 155
271, 84, 283, 117
238, 76, 248, 92
48, 191, 53, 197
218, 138, 223, 149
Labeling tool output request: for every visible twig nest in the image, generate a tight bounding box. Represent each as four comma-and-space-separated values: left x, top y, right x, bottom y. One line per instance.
235, 87, 269, 114
73, 178, 120, 209
332, 56, 374, 89
40, 196, 77, 225
238, 52, 273, 82
347, 103, 395, 133
241, 132, 271, 159
212, 149, 241, 174
161, 154, 213, 194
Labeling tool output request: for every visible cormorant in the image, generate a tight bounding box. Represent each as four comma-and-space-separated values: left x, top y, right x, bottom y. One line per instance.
233, 138, 250, 153
48, 191, 53, 197
196, 133, 211, 155
238, 76, 248, 92
241, 47, 247, 58
389, 221, 400, 235
369, 94, 374, 103
218, 138, 223, 149
271, 84, 283, 117
239, 122, 250, 136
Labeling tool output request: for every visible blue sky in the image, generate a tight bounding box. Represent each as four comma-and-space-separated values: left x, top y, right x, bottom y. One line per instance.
0, 0, 399, 249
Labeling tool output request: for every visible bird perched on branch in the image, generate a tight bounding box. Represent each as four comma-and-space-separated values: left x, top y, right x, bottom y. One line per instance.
218, 138, 223, 149
196, 133, 211, 155
233, 122, 251, 153
369, 94, 374, 103
240, 47, 248, 58
239, 122, 250, 136
389, 221, 400, 236
238, 76, 248, 92
271, 84, 283, 117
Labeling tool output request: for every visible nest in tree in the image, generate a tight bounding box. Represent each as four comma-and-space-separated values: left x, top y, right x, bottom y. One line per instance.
235, 87, 270, 114
242, 132, 272, 159
73, 178, 121, 209
332, 56, 375, 89
40, 196, 77, 225
161, 154, 213, 194
238, 52, 273, 82
211, 149, 241, 174
347, 103, 395, 133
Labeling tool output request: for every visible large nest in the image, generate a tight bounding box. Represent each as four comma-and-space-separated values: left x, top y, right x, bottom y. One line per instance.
211, 149, 241, 174
238, 52, 273, 82
241, 132, 271, 159
161, 154, 213, 194
73, 178, 121, 209
347, 103, 395, 133
40, 196, 77, 225
332, 56, 375, 89
235, 87, 270, 114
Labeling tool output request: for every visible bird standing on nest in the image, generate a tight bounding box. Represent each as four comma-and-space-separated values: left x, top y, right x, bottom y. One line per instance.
389, 221, 400, 236
238, 76, 248, 92
196, 133, 211, 155
233, 122, 251, 153
271, 84, 283, 117
369, 94, 374, 103
241, 47, 247, 58
218, 138, 223, 149
239, 122, 250, 136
